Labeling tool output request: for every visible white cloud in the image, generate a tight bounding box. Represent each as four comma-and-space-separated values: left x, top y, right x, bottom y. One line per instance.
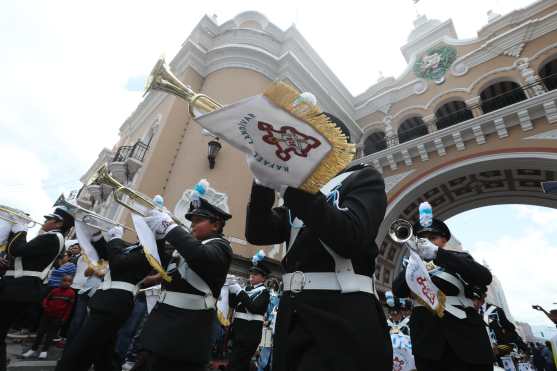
511, 205, 557, 231
0, 144, 53, 236
467, 230, 557, 326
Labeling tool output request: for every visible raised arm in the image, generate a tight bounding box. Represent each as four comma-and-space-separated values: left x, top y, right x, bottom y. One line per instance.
434, 249, 492, 287
245, 182, 290, 245
283, 167, 387, 258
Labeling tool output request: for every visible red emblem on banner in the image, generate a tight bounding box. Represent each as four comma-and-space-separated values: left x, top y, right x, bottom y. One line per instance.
393, 356, 405, 371
257, 121, 321, 161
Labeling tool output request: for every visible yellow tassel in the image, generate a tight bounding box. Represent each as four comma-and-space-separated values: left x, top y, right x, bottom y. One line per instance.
435, 291, 446, 318
263, 81, 356, 193
217, 310, 230, 326
413, 292, 446, 318
145, 253, 172, 282
0, 244, 5, 253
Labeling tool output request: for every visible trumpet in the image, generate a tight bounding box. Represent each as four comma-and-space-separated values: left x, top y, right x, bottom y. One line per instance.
144, 57, 223, 118
388, 219, 415, 244
0, 205, 42, 228
88, 164, 184, 226
54, 194, 134, 233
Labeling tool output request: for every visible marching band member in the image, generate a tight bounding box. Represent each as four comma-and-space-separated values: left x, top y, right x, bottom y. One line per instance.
134, 196, 233, 371
0, 207, 73, 371
55, 227, 152, 371
385, 291, 410, 336
228, 252, 271, 371
392, 214, 494, 371
472, 286, 528, 367
245, 159, 392, 370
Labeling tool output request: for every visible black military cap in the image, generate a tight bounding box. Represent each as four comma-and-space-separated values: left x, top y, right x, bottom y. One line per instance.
413, 218, 451, 240
249, 259, 272, 277
185, 197, 231, 222
44, 207, 74, 228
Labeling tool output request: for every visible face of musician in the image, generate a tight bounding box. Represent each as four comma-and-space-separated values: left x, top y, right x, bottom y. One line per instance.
249, 272, 265, 286
190, 216, 223, 240
69, 244, 81, 256
60, 275, 73, 289
390, 310, 403, 322
473, 298, 485, 310
419, 232, 448, 248
42, 217, 64, 232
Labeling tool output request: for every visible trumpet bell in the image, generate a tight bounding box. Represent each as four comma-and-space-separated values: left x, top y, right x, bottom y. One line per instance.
54, 193, 134, 233
144, 57, 222, 118
0, 205, 41, 228
388, 219, 414, 244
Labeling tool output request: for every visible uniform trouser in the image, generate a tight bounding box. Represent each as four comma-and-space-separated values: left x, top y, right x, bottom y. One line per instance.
31, 314, 63, 352
55, 308, 126, 371
229, 328, 262, 371
414, 347, 494, 371
65, 293, 90, 344
0, 302, 30, 371
130, 352, 206, 371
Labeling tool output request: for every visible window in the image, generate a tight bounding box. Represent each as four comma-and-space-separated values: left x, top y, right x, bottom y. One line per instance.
398, 116, 428, 143
539, 58, 557, 92
363, 131, 387, 155
480, 81, 526, 114
435, 100, 473, 130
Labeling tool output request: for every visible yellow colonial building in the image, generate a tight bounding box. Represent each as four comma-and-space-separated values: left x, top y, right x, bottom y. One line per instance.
79, 2, 557, 291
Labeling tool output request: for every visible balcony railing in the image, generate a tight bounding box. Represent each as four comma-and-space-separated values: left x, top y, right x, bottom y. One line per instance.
358, 87, 557, 171
113, 141, 149, 163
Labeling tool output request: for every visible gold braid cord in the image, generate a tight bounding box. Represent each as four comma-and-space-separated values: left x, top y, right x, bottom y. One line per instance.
263, 82, 356, 194
145, 252, 172, 283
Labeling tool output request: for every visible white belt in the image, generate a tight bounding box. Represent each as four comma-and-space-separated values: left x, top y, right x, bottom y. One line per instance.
158, 290, 216, 310
234, 312, 265, 322
4, 270, 44, 279
282, 271, 375, 294
100, 280, 138, 296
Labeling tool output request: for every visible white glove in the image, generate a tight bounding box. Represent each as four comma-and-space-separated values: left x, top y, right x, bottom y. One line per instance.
229, 283, 242, 295
416, 238, 438, 260
105, 226, 124, 241
11, 223, 28, 234
144, 209, 177, 239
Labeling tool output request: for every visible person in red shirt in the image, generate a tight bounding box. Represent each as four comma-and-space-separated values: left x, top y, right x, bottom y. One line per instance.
22, 275, 75, 359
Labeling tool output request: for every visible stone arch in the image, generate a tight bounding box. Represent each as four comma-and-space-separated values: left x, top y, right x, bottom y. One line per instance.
428, 91, 471, 112
376, 151, 557, 282
469, 70, 521, 98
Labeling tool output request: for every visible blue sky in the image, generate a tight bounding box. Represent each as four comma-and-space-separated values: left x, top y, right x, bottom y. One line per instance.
1, 0, 552, 326
449, 205, 557, 326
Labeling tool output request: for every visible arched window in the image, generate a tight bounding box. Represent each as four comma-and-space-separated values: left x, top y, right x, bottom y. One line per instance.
363, 131, 387, 155
539, 58, 557, 91
397, 116, 428, 143
480, 81, 527, 114
435, 100, 473, 130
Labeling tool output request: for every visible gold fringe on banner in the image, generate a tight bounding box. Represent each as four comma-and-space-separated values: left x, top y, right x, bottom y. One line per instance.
263, 82, 356, 194
413, 291, 446, 318
145, 252, 172, 282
